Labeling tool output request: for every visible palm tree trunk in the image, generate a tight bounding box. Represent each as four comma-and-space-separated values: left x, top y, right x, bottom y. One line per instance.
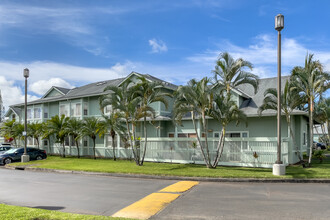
93, 138, 96, 159
202, 112, 211, 167
308, 98, 314, 166
125, 118, 137, 163
132, 124, 140, 165
36, 138, 39, 149
112, 133, 116, 161
191, 111, 210, 168
75, 139, 80, 158
62, 141, 66, 158
212, 127, 226, 168
140, 115, 147, 165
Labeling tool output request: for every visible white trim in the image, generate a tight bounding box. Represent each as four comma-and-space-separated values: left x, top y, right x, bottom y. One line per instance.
117, 71, 152, 87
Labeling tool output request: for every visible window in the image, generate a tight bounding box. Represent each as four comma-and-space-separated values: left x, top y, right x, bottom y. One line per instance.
27, 137, 33, 145
44, 107, 49, 118
83, 137, 88, 147
83, 103, 88, 116
12, 114, 16, 120
59, 104, 69, 117
34, 107, 41, 119
71, 136, 76, 146
178, 133, 188, 138
43, 139, 48, 146
168, 133, 174, 138
71, 103, 81, 117
64, 136, 70, 146
27, 108, 32, 119
303, 132, 306, 145
104, 105, 112, 114
225, 132, 241, 138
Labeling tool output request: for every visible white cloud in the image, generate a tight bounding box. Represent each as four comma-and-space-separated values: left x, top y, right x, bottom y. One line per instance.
29, 78, 74, 96
186, 34, 330, 78
149, 39, 168, 53
0, 76, 38, 110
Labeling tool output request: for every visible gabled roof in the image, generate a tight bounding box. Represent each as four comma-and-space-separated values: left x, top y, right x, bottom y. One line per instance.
237, 75, 308, 117
118, 71, 178, 90
42, 86, 71, 99
5, 107, 21, 117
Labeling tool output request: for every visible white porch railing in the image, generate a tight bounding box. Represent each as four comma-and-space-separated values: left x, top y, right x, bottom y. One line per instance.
40, 137, 289, 168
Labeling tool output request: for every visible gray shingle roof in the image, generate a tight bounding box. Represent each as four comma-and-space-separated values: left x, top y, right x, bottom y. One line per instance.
237, 75, 307, 117
54, 86, 71, 95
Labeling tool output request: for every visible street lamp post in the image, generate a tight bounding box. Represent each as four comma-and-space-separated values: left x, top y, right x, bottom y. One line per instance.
21, 68, 30, 163
273, 14, 285, 175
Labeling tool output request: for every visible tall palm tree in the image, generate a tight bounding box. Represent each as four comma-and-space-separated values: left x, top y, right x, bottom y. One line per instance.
98, 112, 125, 161
45, 115, 69, 157
133, 76, 171, 165
213, 52, 259, 98
100, 79, 141, 165
27, 122, 44, 149
81, 117, 102, 160
13, 122, 25, 147
209, 94, 247, 168
291, 53, 330, 166
258, 80, 305, 164
174, 77, 213, 168
65, 118, 83, 158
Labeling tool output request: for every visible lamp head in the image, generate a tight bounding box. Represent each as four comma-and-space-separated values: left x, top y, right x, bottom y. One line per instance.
275, 14, 284, 31
23, 68, 29, 78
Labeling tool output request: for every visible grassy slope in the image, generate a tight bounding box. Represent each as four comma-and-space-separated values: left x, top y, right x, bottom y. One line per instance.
0, 204, 133, 220
11, 156, 330, 179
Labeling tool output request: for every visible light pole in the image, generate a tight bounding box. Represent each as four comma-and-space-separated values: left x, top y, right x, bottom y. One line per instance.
273, 14, 285, 175
21, 68, 30, 163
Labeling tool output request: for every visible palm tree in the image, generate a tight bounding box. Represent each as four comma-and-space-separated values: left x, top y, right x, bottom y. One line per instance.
81, 117, 103, 159
13, 122, 25, 147
209, 94, 247, 168
100, 79, 141, 165
27, 122, 44, 149
133, 76, 171, 165
45, 115, 69, 157
291, 53, 330, 166
174, 77, 213, 168
98, 112, 125, 161
213, 52, 259, 98
65, 118, 83, 158
0, 120, 17, 146
258, 80, 305, 164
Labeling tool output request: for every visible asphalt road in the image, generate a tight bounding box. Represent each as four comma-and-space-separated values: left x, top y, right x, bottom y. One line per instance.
1, 168, 330, 219
0, 168, 175, 216
154, 182, 330, 220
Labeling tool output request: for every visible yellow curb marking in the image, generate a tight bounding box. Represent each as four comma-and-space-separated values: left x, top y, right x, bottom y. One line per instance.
159, 181, 199, 193
112, 181, 199, 219
112, 193, 179, 219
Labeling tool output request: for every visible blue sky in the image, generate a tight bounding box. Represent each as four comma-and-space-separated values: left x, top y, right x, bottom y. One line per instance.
0, 0, 329, 108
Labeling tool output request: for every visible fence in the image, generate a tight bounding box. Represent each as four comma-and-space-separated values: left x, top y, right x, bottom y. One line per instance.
40, 137, 289, 168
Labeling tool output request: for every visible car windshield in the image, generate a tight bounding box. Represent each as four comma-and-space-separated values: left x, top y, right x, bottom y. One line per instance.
5, 148, 18, 154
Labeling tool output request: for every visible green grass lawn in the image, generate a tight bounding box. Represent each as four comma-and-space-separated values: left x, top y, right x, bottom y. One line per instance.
0, 204, 134, 220
9, 155, 330, 179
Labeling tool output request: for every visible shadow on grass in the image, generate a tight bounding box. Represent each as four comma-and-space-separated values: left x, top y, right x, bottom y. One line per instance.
31, 206, 65, 211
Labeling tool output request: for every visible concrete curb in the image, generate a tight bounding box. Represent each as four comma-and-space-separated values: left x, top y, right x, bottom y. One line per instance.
4, 165, 330, 183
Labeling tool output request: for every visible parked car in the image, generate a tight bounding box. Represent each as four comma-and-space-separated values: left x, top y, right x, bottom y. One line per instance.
313, 141, 326, 150
0, 147, 47, 165
0, 145, 12, 153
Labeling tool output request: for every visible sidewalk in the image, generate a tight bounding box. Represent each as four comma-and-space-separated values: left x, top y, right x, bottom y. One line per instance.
4, 164, 330, 183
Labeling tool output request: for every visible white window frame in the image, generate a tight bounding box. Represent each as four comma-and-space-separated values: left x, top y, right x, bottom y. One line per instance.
59, 104, 70, 117
34, 107, 41, 119
27, 108, 33, 120
71, 103, 82, 117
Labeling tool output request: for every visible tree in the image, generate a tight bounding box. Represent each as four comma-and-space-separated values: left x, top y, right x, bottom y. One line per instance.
258, 80, 305, 165
65, 118, 83, 158
27, 122, 44, 149
13, 122, 25, 147
0, 120, 17, 146
81, 117, 103, 160
291, 53, 330, 166
45, 115, 69, 157
314, 97, 330, 146
209, 94, 247, 168
213, 52, 259, 98
100, 78, 141, 165
133, 76, 171, 165
174, 77, 214, 168
98, 112, 125, 161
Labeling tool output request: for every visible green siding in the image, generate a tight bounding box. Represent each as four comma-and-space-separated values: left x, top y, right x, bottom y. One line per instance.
89, 96, 102, 116
45, 89, 62, 98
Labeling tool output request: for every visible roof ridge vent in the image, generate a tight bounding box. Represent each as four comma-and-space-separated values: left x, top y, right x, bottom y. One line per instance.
96, 81, 107, 86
